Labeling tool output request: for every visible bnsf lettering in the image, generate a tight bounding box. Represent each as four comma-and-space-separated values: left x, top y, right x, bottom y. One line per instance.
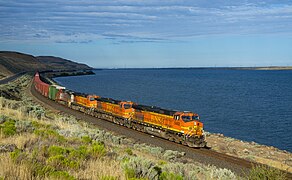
107, 105, 115, 112
151, 115, 164, 124
174, 122, 180, 126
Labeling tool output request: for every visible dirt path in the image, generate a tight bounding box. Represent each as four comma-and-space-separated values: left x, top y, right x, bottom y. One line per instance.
0, 72, 26, 84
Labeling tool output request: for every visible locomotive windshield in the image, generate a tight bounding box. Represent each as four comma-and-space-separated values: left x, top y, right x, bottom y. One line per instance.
89, 97, 95, 101
182, 115, 199, 122
124, 104, 132, 109
182, 116, 192, 122
192, 115, 199, 120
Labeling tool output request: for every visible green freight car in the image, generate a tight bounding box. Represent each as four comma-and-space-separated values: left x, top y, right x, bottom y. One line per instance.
49, 85, 65, 100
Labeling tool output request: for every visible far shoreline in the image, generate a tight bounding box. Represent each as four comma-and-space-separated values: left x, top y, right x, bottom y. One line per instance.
93, 66, 292, 71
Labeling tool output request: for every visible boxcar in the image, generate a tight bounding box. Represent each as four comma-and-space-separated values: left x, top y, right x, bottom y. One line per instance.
49, 85, 65, 100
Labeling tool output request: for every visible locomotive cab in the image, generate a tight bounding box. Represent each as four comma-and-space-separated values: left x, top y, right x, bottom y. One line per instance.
173, 112, 204, 137
75, 94, 99, 108
119, 101, 134, 118
87, 95, 99, 108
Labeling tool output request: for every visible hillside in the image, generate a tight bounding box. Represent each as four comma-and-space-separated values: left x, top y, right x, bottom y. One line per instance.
0, 51, 92, 79
37, 56, 91, 71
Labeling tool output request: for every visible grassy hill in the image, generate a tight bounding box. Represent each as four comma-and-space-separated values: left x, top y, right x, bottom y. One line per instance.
0, 51, 92, 79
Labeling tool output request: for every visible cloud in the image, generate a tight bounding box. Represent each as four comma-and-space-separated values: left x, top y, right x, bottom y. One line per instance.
0, 0, 292, 43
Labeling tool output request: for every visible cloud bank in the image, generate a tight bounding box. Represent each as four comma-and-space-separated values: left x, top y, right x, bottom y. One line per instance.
0, 0, 291, 43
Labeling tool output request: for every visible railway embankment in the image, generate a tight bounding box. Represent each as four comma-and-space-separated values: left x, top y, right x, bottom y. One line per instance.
0, 73, 291, 179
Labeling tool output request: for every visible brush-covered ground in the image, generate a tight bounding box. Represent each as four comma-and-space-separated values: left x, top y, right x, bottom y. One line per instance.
0, 75, 288, 180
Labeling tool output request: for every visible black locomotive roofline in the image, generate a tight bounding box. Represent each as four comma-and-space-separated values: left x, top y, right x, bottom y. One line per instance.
132, 104, 177, 116
96, 97, 121, 105
71, 91, 178, 116
39, 71, 185, 117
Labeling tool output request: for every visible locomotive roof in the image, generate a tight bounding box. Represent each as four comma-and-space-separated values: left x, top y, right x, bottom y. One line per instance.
96, 97, 121, 104
132, 104, 177, 116
73, 92, 88, 97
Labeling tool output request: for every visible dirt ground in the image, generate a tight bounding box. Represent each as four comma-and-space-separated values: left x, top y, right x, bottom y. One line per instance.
206, 133, 292, 173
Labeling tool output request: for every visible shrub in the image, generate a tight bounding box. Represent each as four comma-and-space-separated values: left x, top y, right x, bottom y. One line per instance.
207, 167, 237, 180
160, 163, 185, 177
32, 163, 55, 177
49, 170, 75, 180
162, 150, 185, 161
0, 119, 16, 136
34, 129, 66, 143
81, 136, 92, 144
68, 146, 89, 160
89, 142, 106, 158
0, 115, 7, 124
48, 146, 68, 157
133, 143, 165, 158
122, 156, 159, 179
10, 149, 22, 162
15, 120, 34, 133
31, 121, 45, 128
159, 172, 183, 180
158, 160, 167, 166
47, 155, 80, 170
125, 148, 134, 156
26, 105, 45, 119
246, 165, 287, 180
125, 167, 136, 179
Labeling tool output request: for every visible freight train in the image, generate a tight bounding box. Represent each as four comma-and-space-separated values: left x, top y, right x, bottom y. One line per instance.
33, 72, 207, 148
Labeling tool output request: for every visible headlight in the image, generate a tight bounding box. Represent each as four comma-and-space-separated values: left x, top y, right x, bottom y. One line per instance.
194, 122, 197, 126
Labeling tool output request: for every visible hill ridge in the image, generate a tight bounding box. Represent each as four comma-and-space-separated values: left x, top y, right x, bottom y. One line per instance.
0, 51, 92, 79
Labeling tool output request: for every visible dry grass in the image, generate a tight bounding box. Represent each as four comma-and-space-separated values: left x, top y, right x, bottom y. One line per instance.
254, 156, 292, 173
0, 153, 32, 180
0, 133, 37, 149
207, 133, 292, 174
73, 158, 125, 179
0, 106, 24, 120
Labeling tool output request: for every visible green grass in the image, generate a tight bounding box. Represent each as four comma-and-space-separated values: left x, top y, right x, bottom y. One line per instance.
0, 119, 16, 137
247, 165, 287, 180
47, 155, 80, 170
89, 142, 106, 158
159, 172, 183, 180
10, 149, 22, 162
81, 135, 92, 144
125, 148, 133, 156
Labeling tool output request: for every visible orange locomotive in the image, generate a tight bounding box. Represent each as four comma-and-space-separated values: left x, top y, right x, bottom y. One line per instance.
131, 104, 206, 147
96, 98, 134, 119
71, 94, 134, 121
71, 94, 206, 147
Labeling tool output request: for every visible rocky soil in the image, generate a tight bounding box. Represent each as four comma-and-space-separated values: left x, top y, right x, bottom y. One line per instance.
206, 133, 292, 173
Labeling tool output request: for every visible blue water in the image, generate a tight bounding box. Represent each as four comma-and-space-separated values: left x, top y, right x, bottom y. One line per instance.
55, 69, 292, 152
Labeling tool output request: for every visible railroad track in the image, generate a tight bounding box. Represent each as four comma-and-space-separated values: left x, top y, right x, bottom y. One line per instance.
28, 81, 292, 178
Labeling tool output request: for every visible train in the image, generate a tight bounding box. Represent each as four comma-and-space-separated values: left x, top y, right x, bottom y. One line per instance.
33, 72, 207, 148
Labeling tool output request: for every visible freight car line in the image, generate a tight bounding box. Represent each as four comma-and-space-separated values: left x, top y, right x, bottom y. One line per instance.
29, 81, 254, 176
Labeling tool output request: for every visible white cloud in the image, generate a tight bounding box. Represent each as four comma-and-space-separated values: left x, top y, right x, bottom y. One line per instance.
0, 0, 292, 43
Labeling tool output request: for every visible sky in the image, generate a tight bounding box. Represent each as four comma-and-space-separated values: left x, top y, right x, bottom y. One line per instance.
0, 0, 292, 68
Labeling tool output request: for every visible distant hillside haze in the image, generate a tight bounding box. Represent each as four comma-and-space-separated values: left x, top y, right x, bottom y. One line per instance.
0, 51, 92, 78
37, 56, 91, 71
